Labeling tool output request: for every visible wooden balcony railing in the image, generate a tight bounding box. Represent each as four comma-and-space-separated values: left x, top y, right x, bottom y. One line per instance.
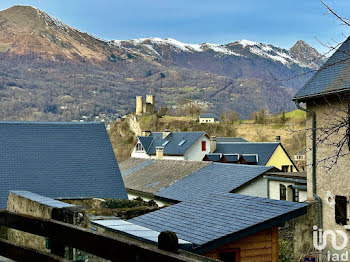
0, 210, 212, 262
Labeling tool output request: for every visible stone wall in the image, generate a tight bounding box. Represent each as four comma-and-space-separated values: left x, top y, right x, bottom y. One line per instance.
278, 200, 318, 261
306, 97, 350, 254
6, 192, 52, 252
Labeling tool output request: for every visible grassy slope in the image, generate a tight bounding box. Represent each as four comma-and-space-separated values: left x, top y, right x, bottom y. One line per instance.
109, 111, 306, 162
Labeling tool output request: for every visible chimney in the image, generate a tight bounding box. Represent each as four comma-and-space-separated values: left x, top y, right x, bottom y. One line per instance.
156, 146, 164, 160
276, 136, 281, 142
163, 129, 171, 139
210, 136, 216, 153
142, 130, 152, 137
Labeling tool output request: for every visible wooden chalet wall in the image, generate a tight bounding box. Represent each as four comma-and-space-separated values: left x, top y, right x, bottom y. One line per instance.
204, 227, 278, 262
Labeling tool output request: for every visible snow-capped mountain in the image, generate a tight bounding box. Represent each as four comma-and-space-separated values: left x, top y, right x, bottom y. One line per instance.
111, 37, 323, 69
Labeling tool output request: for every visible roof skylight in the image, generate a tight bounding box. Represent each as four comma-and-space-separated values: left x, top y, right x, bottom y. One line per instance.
162, 141, 170, 146
178, 140, 186, 146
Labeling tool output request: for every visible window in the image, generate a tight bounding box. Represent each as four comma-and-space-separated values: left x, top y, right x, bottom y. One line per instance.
219, 249, 240, 262
335, 195, 348, 225
293, 188, 299, 202
290, 166, 294, 172
201, 141, 206, 151
281, 165, 289, 172
136, 143, 144, 151
280, 184, 286, 201
162, 141, 169, 147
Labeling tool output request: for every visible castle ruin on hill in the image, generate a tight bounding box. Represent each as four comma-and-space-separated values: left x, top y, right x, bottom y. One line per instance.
136, 95, 155, 115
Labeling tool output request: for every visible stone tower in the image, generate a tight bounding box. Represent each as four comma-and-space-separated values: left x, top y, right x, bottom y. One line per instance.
135, 95, 156, 115
136, 96, 143, 115
146, 95, 155, 105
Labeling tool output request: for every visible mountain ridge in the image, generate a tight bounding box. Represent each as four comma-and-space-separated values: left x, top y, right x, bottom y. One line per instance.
112, 37, 322, 69
0, 5, 324, 121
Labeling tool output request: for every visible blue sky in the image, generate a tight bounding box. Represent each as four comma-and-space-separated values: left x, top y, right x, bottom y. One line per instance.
1, 0, 349, 52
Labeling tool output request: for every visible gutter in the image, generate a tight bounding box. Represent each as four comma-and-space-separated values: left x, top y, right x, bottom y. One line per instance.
292, 185, 307, 191
263, 175, 306, 184
295, 100, 322, 229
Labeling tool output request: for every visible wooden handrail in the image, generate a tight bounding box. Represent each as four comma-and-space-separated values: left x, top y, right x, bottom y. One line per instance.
0, 210, 208, 262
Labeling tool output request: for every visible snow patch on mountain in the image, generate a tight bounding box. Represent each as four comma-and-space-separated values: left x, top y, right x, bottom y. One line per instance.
236, 39, 259, 47
113, 37, 241, 56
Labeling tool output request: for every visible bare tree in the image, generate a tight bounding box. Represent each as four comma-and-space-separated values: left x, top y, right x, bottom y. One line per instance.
293, 1, 350, 171
313, 95, 350, 170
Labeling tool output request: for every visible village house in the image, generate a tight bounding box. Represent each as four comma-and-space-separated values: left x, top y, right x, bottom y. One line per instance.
131, 131, 211, 161
205, 137, 298, 172
293, 36, 350, 257
263, 171, 307, 202
0, 121, 128, 208
120, 158, 306, 203
154, 163, 307, 203
199, 113, 220, 123
93, 193, 308, 262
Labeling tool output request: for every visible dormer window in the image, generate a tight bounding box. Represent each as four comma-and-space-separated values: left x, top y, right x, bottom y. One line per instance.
136, 143, 144, 151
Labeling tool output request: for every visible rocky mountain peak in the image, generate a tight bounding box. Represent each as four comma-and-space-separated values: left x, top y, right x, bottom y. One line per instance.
290, 40, 324, 69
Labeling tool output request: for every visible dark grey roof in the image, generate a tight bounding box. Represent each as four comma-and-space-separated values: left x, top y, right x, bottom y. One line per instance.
137, 132, 207, 156
119, 158, 211, 194
91, 219, 192, 249
204, 154, 222, 162
138, 136, 154, 151
216, 137, 248, 142
294, 37, 350, 101
130, 193, 308, 253
10, 191, 74, 208
155, 163, 273, 202
0, 122, 127, 208
214, 142, 280, 165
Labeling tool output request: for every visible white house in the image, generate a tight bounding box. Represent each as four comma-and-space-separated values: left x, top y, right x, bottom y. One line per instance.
199, 113, 220, 123
131, 131, 211, 161
263, 172, 307, 202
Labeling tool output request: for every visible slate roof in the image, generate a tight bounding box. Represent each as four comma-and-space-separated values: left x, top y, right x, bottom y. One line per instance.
294, 37, 350, 101
91, 219, 192, 249
155, 163, 274, 202
130, 193, 308, 253
0, 122, 127, 208
119, 158, 211, 194
10, 191, 74, 208
137, 132, 207, 156
214, 142, 280, 165
216, 137, 248, 142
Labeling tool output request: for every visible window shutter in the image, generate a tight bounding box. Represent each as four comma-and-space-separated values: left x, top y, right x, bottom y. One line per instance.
335, 195, 348, 225
202, 141, 206, 151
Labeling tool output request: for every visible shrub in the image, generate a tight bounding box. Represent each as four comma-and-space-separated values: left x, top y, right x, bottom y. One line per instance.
101, 199, 142, 209
280, 111, 289, 125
